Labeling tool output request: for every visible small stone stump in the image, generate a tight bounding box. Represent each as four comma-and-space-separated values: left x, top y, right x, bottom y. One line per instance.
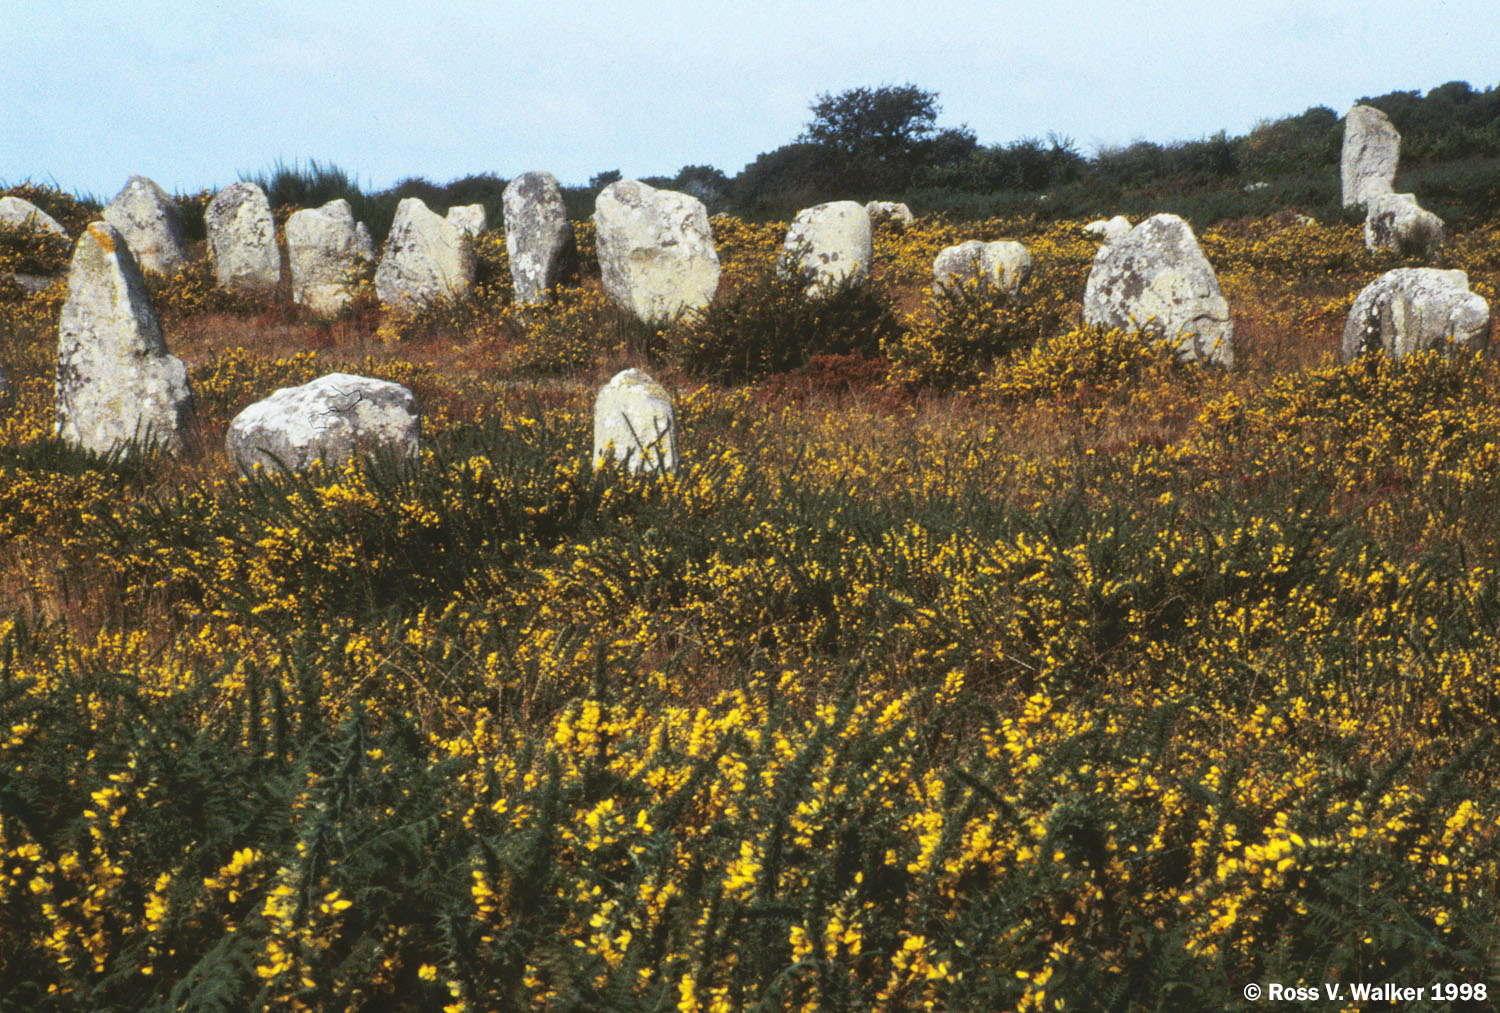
592, 368, 677, 474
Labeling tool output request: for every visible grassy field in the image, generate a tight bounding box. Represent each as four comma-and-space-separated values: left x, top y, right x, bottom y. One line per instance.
1, 193, 1499, 1011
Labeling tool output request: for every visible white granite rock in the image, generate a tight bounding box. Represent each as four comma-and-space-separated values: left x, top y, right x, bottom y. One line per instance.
1084, 216, 1132, 247
592, 368, 677, 474
446, 204, 488, 237
286, 199, 372, 315
503, 171, 577, 305
782, 201, 873, 297
933, 240, 1032, 298
102, 175, 189, 275
865, 200, 914, 230
56, 223, 193, 454
375, 198, 476, 309
225, 372, 420, 475
1082, 213, 1234, 367
1364, 193, 1445, 260
594, 180, 720, 323
1341, 268, 1489, 362
1342, 105, 1400, 209
205, 182, 281, 296
0, 196, 69, 238
355, 221, 377, 262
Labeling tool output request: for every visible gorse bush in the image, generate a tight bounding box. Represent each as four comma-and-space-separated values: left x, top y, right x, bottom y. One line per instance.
668, 247, 902, 384
884, 258, 1082, 391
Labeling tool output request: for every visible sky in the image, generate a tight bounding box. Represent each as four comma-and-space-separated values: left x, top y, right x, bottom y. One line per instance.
6, 1, 1499, 200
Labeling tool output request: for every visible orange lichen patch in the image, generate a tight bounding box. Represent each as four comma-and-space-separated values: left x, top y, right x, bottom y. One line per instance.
86, 221, 115, 254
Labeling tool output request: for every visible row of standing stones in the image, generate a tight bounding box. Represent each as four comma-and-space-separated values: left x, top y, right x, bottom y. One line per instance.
9, 104, 1495, 475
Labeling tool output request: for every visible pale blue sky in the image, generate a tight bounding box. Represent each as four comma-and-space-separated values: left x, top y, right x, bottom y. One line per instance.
6, 1, 1498, 199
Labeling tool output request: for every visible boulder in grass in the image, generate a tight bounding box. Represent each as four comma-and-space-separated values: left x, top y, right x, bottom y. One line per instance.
1082, 213, 1234, 368
287, 199, 372, 316
375, 197, 476, 310
1341, 268, 1490, 363
205, 182, 281, 296
1364, 193, 1445, 261
782, 200, 873, 297
592, 368, 676, 474
865, 200, 913, 230
1341, 105, 1400, 208
56, 222, 193, 455
0, 196, 69, 238
102, 175, 189, 275
503, 171, 577, 305
933, 240, 1031, 298
225, 372, 420, 476
1084, 215, 1131, 248
446, 204, 488, 237
594, 180, 720, 323
0, 365, 10, 413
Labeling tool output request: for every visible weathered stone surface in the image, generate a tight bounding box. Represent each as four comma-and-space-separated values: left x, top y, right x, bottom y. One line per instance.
0, 365, 10, 412
866, 200, 914, 230
782, 201, 873, 297
446, 204, 488, 236
287, 199, 372, 315
592, 368, 677, 474
225, 372, 420, 475
1342, 105, 1400, 208
1082, 213, 1234, 367
503, 171, 577, 305
933, 240, 1032, 298
1364, 193, 1445, 260
1084, 216, 1131, 246
205, 182, 281, 296
56, 223, 193, 454
355, 222, 377, 262
0, 196, 68, 238
1341, 268, 1490, 362
594, 181, 719, 323
102, 175, 188, 275
375, 198, 476, 309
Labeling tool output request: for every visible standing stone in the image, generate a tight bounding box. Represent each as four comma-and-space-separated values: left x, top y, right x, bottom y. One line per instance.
782, 201, 873, 297
0, 365, 10, 412
1364, 193, 1445, 260
866, 200, 914, 230
375, 198, 476, 310
0, 196, 69, 238
56, 223, 193, 454
205, 182, 281, 296
1082, 213, 1234, 367
933, 240, 1031, 297
1341, 268, 1489, 362
287, 199, 372, 316
225, 372, 420, 475
593, 180, 719, 323
1084, 216, 1132, 246
354, 222, 378, 262
446, 204, 488, 236
503, 171, 577, 305
1342, 105, 1400, 208
592, 368, 677, 474
102, 175, 189, 275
